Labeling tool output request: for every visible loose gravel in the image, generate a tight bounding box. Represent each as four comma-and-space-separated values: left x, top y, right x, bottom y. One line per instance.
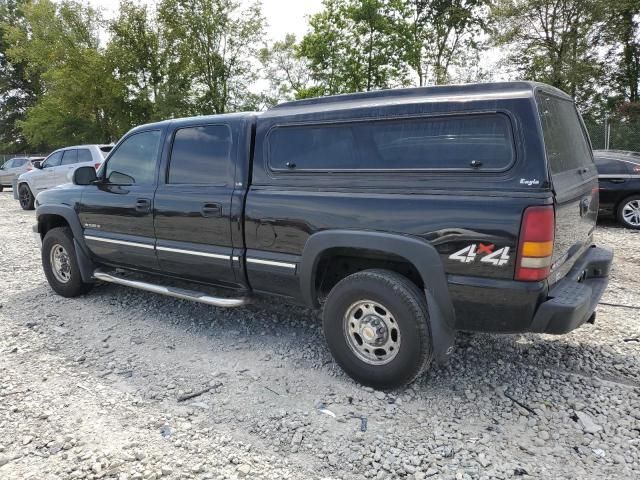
0, 192, 638, 480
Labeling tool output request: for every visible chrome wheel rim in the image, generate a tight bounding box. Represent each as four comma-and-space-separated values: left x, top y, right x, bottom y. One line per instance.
622, 200, 640, 227
50, 244, 71, 283
19, 186, 30, 208
343, 300, 400, 365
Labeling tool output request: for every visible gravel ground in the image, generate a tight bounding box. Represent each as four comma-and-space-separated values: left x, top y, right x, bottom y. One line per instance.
0, 191, 639, 480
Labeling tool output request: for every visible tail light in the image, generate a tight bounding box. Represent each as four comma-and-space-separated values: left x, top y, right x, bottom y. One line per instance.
515, 205, 555, 281
94, 163, 101, 170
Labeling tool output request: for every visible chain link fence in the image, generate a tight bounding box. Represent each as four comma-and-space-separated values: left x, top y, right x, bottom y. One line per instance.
586, 120, 640, 152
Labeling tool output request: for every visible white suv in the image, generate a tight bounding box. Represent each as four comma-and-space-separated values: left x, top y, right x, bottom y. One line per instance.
16, 144, 112, 210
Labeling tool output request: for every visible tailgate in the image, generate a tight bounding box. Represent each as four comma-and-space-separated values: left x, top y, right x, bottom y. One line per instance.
536, 91, 598, 284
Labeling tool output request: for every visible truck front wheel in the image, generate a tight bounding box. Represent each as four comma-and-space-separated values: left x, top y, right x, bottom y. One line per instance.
322, 269, 432, 389
42, 227, 93, 297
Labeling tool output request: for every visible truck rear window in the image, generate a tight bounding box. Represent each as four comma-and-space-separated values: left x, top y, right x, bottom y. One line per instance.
536, 92, 593, 175
268, 114, 514, 172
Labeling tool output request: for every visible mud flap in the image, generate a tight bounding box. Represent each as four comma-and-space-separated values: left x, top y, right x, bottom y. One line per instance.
74, 238, 97, 283
425, 289, 456, 363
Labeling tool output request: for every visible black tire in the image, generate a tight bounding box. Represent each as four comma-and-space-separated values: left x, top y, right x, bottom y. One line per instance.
18, 183, 34, 210
322, 269, 432, 389
616, 195, 640, 230
42, 227, 93, 297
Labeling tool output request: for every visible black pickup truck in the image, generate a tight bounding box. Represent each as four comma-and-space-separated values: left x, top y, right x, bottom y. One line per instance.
33, 82, 613, 388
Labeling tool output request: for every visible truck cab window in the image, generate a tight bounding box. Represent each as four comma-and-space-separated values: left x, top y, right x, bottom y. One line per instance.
105, 130, 161, 185
168, 125, 231, 185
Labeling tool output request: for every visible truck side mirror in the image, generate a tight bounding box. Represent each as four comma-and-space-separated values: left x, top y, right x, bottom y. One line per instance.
73, 166, 98, 185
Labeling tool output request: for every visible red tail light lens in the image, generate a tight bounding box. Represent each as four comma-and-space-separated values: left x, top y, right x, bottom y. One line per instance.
94, 163, 101, 170
515, 205, 555, 281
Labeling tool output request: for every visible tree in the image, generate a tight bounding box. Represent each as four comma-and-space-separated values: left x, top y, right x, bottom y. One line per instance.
491, 0, 608, 110
107, 0, 166, 127
5, 0, 123, 148
401, 0, 490, 86
0, 0, 43, 153
300, 0, 409, 95
604, 0, 639, 105
157, 0, 266, 115
259, 34, 318, 103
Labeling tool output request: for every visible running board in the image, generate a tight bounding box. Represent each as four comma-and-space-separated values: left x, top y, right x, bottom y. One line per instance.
93, 270, 249, 308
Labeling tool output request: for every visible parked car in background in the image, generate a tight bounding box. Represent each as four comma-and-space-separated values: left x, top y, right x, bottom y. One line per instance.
16, 145, 112, 210
594, 149, 640, 229
0, 156, 45, 192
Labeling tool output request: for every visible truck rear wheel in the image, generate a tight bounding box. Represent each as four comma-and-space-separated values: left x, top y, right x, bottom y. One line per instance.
42, 227, 93, 297
322, 269, 432, 389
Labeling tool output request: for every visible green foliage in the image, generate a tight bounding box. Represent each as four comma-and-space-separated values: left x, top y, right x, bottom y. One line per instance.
157, 0, 265, 114
491, 0, 609, 112
400, 0, 491, 86
0, 0, 638, 152
0, 0, 43, 153
107, 0, 166, 126
259, 34, 316, 104
5, 0, 122, 148
603, 0, 640, 105
299, 0, 411, 95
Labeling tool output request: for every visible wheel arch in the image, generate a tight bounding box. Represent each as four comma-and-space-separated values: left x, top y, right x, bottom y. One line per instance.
36, 205, 96, 283
299, 230, 456, 361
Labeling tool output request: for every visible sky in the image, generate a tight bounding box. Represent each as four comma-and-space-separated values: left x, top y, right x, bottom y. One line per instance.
87, 0, 324, 42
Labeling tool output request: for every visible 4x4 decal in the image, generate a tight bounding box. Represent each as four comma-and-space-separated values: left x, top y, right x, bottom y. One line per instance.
449, 243, 511, 266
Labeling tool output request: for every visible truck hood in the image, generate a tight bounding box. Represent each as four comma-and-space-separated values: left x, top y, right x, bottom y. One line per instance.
35, 183, 85, 208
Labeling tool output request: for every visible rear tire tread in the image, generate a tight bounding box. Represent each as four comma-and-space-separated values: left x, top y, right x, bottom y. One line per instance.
323, 269, 432, 389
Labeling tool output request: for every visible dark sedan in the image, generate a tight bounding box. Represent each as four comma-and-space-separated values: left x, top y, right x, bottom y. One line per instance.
595, 149, 640, 229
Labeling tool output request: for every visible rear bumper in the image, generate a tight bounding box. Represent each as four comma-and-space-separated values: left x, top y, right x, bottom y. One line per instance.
529, 245, 613, 334
449, 245, 613, 334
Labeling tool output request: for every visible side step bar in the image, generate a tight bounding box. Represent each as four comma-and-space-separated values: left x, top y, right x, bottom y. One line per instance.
93, 270, 249, 308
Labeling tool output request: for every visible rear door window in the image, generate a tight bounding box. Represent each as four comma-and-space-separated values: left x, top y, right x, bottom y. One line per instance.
536, 92, 594, 175
61, 149, 78, 165
268, 114, 514, 172
77, 149, 93, 163
167, 125, 232, 185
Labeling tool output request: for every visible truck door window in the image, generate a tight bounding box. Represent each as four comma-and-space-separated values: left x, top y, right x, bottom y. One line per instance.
105, 130, 161, 185
167, 125, 232, 185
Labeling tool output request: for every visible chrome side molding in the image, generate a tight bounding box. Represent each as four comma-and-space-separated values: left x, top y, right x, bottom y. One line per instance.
93, 269, 249, 308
